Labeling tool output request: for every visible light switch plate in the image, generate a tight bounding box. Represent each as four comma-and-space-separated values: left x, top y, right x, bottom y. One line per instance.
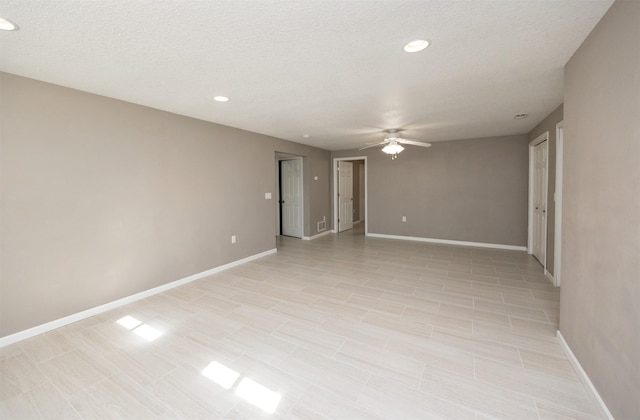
265, 192, 272, 199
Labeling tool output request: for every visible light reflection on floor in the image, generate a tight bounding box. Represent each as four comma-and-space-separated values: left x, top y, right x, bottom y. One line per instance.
201, 361, 240, 390
201, 360, 282, 414
235, 377, 282, 414
116, 315, 162, 342
117, 316, 282, 413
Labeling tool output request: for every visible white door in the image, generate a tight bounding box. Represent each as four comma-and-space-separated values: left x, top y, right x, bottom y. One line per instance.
338, 161, 353, 232
532, 140, 548, 265
359, 163, 365, 222
281, 159, 303, 238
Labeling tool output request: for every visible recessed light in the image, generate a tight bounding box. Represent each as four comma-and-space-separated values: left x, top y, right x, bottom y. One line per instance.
514, 113, 528, 119
302, 134, 310, 139
403, 39, 430, 53
0, 17, 18, 31
214, 96, 230, 102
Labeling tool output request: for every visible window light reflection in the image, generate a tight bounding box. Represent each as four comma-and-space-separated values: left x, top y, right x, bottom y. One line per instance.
201, 361, 240, 390
133, 324, 162, 342
235, 377, 281, 414
117, 316, 163, 342
117, 315, 142, 330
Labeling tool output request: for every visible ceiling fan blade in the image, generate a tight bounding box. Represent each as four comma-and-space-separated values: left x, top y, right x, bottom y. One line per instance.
359, 141, 388, 150
397, 139, 432, 147
365, 139, 389, 145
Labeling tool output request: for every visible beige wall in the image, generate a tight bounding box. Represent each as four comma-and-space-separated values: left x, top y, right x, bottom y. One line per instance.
561, 1, 640, 418
333, 135, 529, 246
528, 104, 563, 275
0, 73, 331, 337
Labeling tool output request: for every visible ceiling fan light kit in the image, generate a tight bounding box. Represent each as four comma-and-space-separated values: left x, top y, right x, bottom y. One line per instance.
382, 142, 404, 159
360, 129, 431, 159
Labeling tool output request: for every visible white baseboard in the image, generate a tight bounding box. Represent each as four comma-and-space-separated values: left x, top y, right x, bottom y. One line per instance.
557, 331, 613, 420
0, 248, 277, 348
302, 230, 332, 241
366, 233, 527, 251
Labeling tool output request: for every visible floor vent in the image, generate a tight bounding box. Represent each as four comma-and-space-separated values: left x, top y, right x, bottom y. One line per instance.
317, 221, 326, 232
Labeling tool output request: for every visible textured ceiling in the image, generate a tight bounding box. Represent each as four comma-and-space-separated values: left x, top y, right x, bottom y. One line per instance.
0, 0, 613, 150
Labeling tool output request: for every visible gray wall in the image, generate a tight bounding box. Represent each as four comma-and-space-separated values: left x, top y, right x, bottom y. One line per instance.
333, 135, 529, 246
0, 72, 331, 337
528, 104, 563, 275
561, 1, 639, 418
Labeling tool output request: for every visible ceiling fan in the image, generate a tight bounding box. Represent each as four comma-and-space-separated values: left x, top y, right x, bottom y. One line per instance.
359, 129, 431, 159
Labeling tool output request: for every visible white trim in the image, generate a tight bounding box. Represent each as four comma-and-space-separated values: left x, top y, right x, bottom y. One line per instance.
554, 121, 564, 287
0, 248, 277, 348
366, 233, 526, 251
302, 230, 332, 241
333, 156, 368, 235
277, 155, 304, 238
544, 269, 555, 285
528, 132, 549, 266
557, 331, 614, 420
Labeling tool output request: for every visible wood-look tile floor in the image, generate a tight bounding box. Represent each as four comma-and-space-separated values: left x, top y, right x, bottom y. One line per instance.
1, 225, 601, 419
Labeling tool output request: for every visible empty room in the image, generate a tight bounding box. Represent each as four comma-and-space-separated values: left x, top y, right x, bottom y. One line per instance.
1, 1, 638, 419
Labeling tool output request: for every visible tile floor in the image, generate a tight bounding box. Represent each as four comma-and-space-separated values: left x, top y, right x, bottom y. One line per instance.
0, 225, 601, 419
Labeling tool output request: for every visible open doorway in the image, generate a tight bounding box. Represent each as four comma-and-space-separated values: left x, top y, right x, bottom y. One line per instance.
333, 157, 367, 235
528, 132, 549, 269
276, 153, 303, 238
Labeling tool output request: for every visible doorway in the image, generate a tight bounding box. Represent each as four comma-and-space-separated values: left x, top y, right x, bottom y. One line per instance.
276, 154, 303, 238
333, 157, 367, 234
338, 161, 353, 232
528, 132, 549, 267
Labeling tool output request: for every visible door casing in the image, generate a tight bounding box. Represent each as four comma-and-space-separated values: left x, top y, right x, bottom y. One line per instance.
277, 155, 304, 238
554, 121, 564, 287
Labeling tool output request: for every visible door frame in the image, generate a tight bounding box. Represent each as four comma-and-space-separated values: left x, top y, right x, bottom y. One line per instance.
527, 131, 549, 269
554, 121, 564, 287
276, 154, 304, 238
333, 157, 367, 234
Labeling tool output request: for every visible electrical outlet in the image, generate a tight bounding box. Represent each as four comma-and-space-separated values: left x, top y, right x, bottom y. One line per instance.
402, 216, 407, 222
231, 235, 236, 244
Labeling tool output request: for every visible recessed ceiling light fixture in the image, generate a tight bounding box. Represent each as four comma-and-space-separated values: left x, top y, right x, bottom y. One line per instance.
0, 17, 18, 31
403, 39, 430, 53
302, 133, 310, 139
214, 96, 230, 102
514, 113, 528, 119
